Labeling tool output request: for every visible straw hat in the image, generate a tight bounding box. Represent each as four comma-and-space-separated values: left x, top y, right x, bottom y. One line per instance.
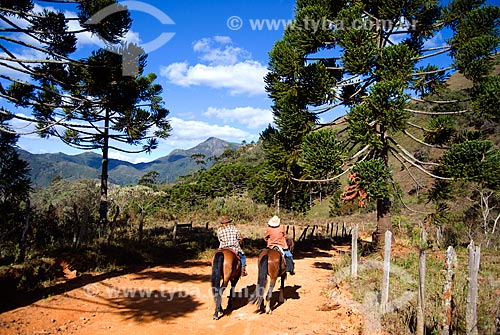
268, 215, 280, 227
221, 215, 232, 224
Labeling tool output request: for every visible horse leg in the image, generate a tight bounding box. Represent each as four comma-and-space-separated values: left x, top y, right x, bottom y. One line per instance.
265, 277, 277, 314
278, 274, 286, 304
214, 284, 227, 319
213, 286, 222, 320
227, 278, 238, 311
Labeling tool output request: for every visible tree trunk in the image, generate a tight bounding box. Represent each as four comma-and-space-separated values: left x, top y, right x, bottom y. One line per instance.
18, 199, 31, 263
138, 208, 145, 241
373, 125, 392, 246
373, 198, 392, 245
99, 108, 110, 238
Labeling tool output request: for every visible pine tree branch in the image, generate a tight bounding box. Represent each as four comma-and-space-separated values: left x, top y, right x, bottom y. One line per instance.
404, 108, 470, 115
391, 178, 431, 215
411, 66, 452, 76
410, 97, 466, 104
0, 35, 83, 64
338, 73, 361, 85
0, 44, 36, 75
290, 145, 371, 183
390, 147, 427, 190
390, 147, 452, 180
403, 129, 450, 149
310, 101, 344, 115
387, 136, 439, 166
406, 121, 432, 132
316, 114, 348, 128
416, 47, 451, 61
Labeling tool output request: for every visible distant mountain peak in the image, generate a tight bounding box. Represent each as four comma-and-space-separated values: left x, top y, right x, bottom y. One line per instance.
19, 137, 241, 187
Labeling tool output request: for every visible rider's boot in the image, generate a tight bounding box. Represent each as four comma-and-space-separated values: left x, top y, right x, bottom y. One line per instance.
242, 266, 248, 276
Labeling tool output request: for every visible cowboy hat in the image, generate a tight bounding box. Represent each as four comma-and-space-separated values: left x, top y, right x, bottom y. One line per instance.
268, 215, 280, 227
221, 215, 232, 224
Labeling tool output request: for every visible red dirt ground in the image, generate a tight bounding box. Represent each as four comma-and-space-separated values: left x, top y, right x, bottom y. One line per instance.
0, 247, 383, 335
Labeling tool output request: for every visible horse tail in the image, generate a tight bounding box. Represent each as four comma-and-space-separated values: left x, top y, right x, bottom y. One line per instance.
211, 251, 224, 297
252, 254, 268, 305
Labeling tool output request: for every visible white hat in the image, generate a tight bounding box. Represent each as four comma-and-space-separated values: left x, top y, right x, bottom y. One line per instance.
268, 215, 280, 227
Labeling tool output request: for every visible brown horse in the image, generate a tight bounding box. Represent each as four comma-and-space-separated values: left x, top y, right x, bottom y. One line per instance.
211, 248, 242, 320
251, 238, 294, 314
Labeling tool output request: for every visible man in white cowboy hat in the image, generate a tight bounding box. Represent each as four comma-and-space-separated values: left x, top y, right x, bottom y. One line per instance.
217, 215, 247, 276
264, 215, 295, 275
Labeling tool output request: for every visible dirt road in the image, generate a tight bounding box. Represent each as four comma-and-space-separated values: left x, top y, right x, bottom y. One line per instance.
0, 248, 368, 335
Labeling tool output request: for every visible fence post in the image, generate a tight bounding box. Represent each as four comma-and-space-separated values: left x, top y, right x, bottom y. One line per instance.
417, 229, 427, 335
381, 230, 392, 313
351, 224, 358, 278
172, 221, 178, 246
298, 225, 309, 241
466, 240, 481, 335
441, 246, 457, 335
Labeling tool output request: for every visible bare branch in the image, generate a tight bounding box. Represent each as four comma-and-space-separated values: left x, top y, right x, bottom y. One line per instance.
404, 108, 471, 115
410, 97, 466, 104
411, 66, 452, 76
388, 136, 439, 165
390, 148, 452, 180
403, 129, 450, 149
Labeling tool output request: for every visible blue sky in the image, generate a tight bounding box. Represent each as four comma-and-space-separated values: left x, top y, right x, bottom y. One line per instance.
4, 0, 459, 163
6, 0, 300, 163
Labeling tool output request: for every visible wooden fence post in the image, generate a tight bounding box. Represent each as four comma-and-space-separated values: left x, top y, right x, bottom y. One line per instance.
351, 224, 358, 278
172, 221, 178, 246
466, 240, 481, 335
381, 230, 392, 313
298, 225, 309, 241
417, 229, 427, 335
441, 246, 457, 335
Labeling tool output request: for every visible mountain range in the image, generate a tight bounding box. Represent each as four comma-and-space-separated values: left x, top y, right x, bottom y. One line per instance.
17, 137, 241, 188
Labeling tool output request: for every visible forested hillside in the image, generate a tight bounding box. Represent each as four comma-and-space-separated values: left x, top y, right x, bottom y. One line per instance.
18, 137, 241, 187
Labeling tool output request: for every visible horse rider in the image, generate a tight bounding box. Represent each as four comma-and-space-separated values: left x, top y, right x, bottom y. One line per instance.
216, 215, 248, 276
264, 215, 295, 275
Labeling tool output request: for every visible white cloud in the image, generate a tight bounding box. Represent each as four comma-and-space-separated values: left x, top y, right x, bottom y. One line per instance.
168, 117, 250, 143
161, 60, 267, 96
192, 36, 250, 65
423, 31, 446, 49
204, 106, 273, 129
160, 36, 268, 96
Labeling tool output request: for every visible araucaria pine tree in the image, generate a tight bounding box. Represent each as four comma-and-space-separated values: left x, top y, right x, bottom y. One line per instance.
262, 0, 500, 243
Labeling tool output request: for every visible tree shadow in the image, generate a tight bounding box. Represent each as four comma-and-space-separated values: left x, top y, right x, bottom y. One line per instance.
97, 289, 203, 322
0, 267, 144, 313
312, 261, 333, 270
131, 268, 211, 283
